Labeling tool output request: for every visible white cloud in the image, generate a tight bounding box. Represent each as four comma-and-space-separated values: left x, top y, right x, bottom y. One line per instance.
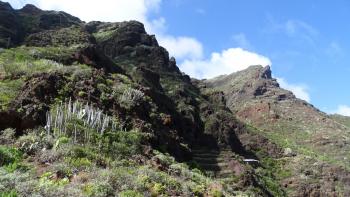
22, 0, 160, 23
276, 78, 310, 102
11, 0, 203, 60
180, 48, 271, 79
158, 36, 203, 60
142, 12, 203, 60
147, 17, 167, 34
332, 105, 350, 116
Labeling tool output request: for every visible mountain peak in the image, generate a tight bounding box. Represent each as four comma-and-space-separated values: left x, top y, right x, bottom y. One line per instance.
0, 1, 12, 11
1, 2, 350, 196
19, 4, 42, 14
260, 65, 272, 79
242, 65, 272, 79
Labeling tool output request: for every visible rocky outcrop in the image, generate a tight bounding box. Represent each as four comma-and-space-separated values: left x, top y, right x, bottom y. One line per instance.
0, 110, 22, 132
2, 3, 350, 195
25, 26, 95, 47
7, 73, 66, 132
17, 4, 82, 32
0, 3, 279, 165
206, 65, 350, 196
0, 2, 83, 48
0, 1, 23, 47
86, 21, 158, 58
72, 45, 124, 73
206, 66, 294, 111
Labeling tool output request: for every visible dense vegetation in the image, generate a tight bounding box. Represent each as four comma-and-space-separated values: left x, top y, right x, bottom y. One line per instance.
0, 2, 349, 196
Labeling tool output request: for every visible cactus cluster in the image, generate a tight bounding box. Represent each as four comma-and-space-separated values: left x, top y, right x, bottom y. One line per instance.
45, 98, 118, 143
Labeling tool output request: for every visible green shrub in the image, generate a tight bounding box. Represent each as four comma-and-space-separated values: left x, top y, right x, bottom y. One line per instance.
51, 163, 73, 178
68, 146, 91, 158
187, 160, 202, 171
118, 88, 145, 109
98, 130, 145, 158
210, 189, 224, 197
17, 130, 53, 155
119, 190, 143, 197
153, 150, 175, 167
150, 183, 165, 196
0, 46, 84, 78
0, 79, 24, 110
255, 157, 287, 196
0, 168, 34, 195
93, 30, 115, 42
191, 184, 206, 196
38, 172, 69, 188
258, 175, 285, 196
0, 146, 22, 167
61, 145, 108, 168
0, 128, 16, 145
53, 136, 70, 149
66, 157, 92, 169
136, 166, 181, 194
97, 83, 110, 93
0, 52, 62, 77
0, 146, 27, 173
72, 67, 92, 81
0, 190, 18, 197
82, 181, 114, 197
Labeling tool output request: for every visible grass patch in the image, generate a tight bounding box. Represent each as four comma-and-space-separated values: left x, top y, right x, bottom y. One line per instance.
0, 46, 80, 77
246, 124, 346, 169
0, 79, 24, 110
0, 190, 18, 197
0, 146, 25, 173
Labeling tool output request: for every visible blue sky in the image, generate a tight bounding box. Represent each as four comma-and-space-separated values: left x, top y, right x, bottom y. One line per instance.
7, 0, 350, 115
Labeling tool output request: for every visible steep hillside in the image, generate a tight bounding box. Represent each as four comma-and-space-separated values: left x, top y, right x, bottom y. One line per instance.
330, 114, 350, 129
0, 1, 81, 48
0, 2, 290, 196
0, 2, 349, 197
205, 65, 350, 196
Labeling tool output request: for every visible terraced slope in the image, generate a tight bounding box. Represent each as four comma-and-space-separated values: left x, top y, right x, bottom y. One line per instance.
205, 65, 350, 196
192, 148, 239, 178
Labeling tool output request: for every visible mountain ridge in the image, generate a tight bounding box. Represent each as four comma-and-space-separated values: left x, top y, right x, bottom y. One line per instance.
0, 2, 349, 196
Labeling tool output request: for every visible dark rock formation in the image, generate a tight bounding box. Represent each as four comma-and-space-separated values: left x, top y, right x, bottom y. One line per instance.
0, 2, 83, 48
1, 2, 349, 196
206, 65, 350, 196
25, 26, 95, 47
7, 72, 66, 133
0, 1, 23, 47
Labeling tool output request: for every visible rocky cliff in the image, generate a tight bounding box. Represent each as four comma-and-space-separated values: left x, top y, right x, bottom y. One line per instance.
205, 65, 350, 196
0, 2, 349, 197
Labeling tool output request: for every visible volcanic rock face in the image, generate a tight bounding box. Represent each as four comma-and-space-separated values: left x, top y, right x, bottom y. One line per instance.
0, 2, 350, 196
0, 2, 82, 48
0, 3, 243, 161
0, 73, 66, 132
25, 26, 95, 47
0, 2, 23, 47
206, 65, 349, 151
206, 65, 350, 196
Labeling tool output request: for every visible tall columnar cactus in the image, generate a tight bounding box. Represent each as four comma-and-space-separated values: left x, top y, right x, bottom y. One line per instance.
45, 99, 118, 143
